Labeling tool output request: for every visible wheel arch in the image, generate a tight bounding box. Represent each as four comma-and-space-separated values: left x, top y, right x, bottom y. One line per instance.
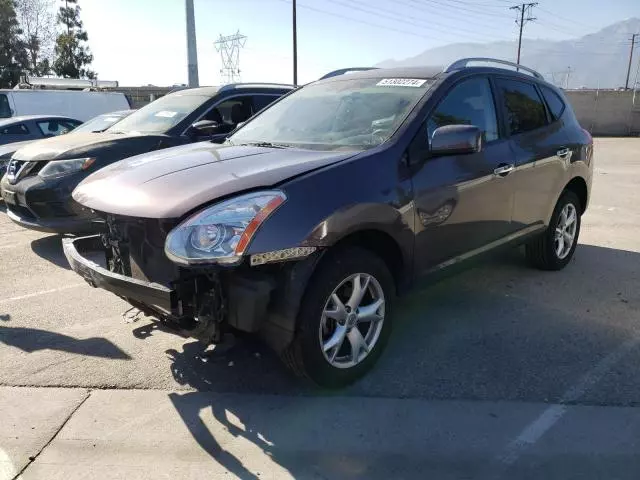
564, 176, 588, 214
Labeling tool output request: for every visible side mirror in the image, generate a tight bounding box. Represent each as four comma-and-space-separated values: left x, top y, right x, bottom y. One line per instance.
190, 120, 221, 136
431, 125, 483, 156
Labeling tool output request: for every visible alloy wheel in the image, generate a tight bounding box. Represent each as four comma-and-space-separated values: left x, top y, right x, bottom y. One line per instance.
554, 203, 577, 259
319, 273, 386, 369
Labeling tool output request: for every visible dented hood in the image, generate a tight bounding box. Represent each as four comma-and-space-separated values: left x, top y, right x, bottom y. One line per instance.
72, 141, 355, 218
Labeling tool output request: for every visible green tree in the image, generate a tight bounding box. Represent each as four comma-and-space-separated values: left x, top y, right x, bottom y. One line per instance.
52, 0, 94, 78
0, 0, 30, 88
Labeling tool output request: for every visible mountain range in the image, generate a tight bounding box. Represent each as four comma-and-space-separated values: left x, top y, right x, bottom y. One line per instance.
376, 18, 640, 89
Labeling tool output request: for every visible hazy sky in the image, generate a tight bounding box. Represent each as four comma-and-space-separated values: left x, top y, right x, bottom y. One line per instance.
75, 0, 639, 86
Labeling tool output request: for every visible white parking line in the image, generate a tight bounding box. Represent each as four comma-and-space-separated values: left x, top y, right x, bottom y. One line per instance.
0, 284, 85, 305
498, 334, 640, 466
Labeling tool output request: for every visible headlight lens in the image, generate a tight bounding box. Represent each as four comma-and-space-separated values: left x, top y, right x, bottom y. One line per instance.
38, 157, 95, 179
165, 190, 286, 265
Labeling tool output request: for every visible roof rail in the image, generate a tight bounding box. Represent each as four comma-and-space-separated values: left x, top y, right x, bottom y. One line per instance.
219, 82, 295, 92
319, 67, 378, 80
445, 58, 543, 80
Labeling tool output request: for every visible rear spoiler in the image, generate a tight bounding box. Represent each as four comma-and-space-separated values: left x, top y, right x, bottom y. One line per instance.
319, 68, 378, 80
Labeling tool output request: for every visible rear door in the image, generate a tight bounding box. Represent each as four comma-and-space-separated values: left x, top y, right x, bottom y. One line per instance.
493, 77, 570, 229
411, 75, 516, 274
0, 122, 32, 145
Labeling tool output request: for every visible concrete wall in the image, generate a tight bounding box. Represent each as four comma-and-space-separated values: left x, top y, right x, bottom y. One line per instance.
565, 90, 640, 136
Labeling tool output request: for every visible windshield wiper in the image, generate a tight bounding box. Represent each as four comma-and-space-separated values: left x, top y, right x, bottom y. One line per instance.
236, 141, 292, 149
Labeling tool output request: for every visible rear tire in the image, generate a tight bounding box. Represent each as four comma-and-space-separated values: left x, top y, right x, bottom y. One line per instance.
283, 247, 395, 388
525, 190, 581, 271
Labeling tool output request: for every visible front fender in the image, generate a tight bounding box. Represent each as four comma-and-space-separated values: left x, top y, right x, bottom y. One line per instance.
246, 152, 414, 265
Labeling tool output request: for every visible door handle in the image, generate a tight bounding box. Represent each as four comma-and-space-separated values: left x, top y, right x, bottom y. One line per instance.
557, 148, 571, 159
493, 163, 514, 176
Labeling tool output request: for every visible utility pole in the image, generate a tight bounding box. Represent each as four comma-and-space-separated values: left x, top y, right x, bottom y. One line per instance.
185, 0, 199, 87
510, 3, 537, 65
625, 33, 638, 90
293, 0, 298, 86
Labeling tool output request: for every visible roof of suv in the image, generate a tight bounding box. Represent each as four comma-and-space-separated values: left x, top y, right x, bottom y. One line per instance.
316, 61, 552, 88
168, 83, 296, 97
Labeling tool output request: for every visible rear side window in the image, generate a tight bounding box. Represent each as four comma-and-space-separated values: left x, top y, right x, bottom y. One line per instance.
252, 95, 281, 113
0, 123, 29, 135
495, 79, 548, 135
540, 86, 566, 121
0, 94, 11, 118
37, 120, 77, 137
427, 77, 499, 142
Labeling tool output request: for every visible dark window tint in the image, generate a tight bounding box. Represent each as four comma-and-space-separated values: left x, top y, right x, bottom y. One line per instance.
540, 86, 566, 121
252, 95, 281, 113
36, 120, 78, 137
0, 94, 11, 118
203, 97, 252, 126
428, 77, 499, 142
496, 79, 548, 135
0, 123, 29, 135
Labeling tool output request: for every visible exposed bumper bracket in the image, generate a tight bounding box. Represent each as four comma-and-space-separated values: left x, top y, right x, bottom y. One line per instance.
63, 235, 176, 312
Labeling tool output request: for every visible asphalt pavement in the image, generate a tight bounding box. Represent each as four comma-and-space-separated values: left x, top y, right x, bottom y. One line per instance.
0, 138, 639, 479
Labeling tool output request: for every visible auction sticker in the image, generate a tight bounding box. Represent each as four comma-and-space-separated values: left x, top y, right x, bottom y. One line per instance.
376, 78, 426, 87
155, 111, 178, 118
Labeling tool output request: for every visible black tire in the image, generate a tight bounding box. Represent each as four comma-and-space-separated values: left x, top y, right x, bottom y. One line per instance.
525, 190, 581, 271
282, 247, 395, 388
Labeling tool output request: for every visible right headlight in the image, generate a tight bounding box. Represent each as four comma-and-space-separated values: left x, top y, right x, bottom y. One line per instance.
38, 157, 95, 179
164, 190, 286, 266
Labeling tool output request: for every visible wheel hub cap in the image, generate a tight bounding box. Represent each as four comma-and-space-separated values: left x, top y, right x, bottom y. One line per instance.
554, 203, 577, 260
319, 273, 386, 369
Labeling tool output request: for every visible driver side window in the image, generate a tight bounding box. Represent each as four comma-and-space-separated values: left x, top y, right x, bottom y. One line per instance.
202, 97, 253, 135
427, 77, 499, 143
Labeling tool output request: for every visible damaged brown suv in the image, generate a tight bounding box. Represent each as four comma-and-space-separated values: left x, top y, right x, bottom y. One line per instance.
63, 59, 593, 387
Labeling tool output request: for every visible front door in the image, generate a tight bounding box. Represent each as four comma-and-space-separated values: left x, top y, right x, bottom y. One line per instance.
411, 76, 515, 275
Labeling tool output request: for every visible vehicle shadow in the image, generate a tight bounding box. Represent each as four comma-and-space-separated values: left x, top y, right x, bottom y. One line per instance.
0, 314, 9, 321
30, 234, 71, 269
156, 243, 640, 477
0, 325, 131, 359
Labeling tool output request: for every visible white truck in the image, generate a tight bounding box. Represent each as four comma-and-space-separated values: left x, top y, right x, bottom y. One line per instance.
0, 77, 130, 122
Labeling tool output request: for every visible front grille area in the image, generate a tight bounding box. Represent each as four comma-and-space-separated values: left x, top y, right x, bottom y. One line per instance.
104, 215, 179, 287
6, 160, 47, 184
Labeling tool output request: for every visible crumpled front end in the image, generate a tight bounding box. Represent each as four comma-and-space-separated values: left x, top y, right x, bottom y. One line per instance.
63, 213, 317, 350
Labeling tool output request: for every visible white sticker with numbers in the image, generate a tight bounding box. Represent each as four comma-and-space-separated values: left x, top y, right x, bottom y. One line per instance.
376, 78, 427, 87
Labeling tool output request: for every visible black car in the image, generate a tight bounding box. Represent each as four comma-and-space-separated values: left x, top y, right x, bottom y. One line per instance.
0, 83, 293, 233
0, 112, 134, 180
64, 58, 592, 387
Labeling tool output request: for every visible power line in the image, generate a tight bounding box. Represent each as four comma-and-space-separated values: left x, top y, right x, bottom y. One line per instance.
274, 0, 491, 44
510, 2, 537, 64
382, 0, 520, 36
412, 0, 515, 20
327, 0, 514, 42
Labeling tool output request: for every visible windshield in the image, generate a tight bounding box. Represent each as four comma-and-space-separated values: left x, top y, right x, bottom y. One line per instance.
229, 77, 432, 150
107, 93, 211, 134
74, 112, 131, 133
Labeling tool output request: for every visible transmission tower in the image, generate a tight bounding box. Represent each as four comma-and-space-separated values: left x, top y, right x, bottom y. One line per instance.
510, 3, 537, 65
214, 31, 247, 84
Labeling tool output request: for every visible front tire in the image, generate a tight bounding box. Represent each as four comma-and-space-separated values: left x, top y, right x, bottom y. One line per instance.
283, 247, 395, 388
525, 190, 581, 270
